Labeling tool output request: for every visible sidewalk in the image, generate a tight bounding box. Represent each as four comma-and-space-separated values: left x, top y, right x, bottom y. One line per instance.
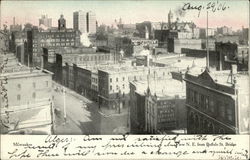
53, 81, 129, 118
98, 107, 128, 118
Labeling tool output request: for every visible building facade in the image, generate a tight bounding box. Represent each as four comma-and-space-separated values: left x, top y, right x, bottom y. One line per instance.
86, 11, 96, 34
184, 68, 249, 134
26, 24, 80, 67
0, 53, 54, 134
98, 65, 178, 111
73, 10, 87, 34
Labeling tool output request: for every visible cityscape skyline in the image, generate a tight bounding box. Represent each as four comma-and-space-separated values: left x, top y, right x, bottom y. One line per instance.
1, 0, 249, 30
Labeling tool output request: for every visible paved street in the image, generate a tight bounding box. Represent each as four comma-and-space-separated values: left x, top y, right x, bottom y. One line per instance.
52, 82, 129, 134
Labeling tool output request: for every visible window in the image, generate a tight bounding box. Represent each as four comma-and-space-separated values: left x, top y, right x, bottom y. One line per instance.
33, 82, 36, 88
210, 99, 215, 112
110, 85, 112, 90
205, 96, 209, 110
116, 78, 118, 82
123, 77, 125, 81
17, 84, 21, 90
200, 94, 205, 108
219, 128, 225, 134
116, 85, 119, 90
226, 104, 233, 121
123, 84, 125, 89
17, 95, 21, 101
194, 91, 198, 104
190, 90, 194, 103
218, 101, 225, 118
110, 78, 112, 83
32, 92, 36, 99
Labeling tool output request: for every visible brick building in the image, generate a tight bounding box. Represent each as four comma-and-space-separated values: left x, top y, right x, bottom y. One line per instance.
184, 67, 249, 134
26, 15, 81, 67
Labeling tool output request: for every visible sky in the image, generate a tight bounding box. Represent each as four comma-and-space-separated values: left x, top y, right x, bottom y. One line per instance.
0, 0, 249, 30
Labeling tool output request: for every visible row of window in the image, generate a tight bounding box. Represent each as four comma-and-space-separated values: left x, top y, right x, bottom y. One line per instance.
40, 42, 75, 47
187, 88, 233, 122
17, 92, 36, 100
17, 81, 49, 90
40, 38, 74, 42
66, 55, 110, 62
39, 33, 75, 38
110, 84, 126, 91
189, 113, 226, 134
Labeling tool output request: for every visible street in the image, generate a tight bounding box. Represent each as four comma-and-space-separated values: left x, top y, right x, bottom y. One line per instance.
52, 82, 129, 134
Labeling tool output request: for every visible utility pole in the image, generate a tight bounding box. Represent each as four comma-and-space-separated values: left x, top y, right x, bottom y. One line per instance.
63, 86, 67, 124
206, 11, 210, 70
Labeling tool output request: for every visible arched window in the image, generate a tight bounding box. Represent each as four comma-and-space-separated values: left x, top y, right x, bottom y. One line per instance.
194, 115, 200, 133
208, 123, 214, 134
219, 128, 225, 134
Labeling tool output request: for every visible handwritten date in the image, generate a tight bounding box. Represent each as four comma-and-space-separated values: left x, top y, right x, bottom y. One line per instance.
182, 1, 230, 17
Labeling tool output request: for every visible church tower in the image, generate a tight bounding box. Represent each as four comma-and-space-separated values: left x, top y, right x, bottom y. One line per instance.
58, 14, 66, 30
168, 10, 173, 30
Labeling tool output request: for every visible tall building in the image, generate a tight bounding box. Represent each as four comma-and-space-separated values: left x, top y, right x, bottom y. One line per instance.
184, 67, 249, 134
39, 15, 52, 28
73, 10, 87, 34
0, 53, 54, 134
86, 11, 96, 34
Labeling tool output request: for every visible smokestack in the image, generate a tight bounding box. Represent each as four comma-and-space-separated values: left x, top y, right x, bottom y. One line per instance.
13, 17, 15, 25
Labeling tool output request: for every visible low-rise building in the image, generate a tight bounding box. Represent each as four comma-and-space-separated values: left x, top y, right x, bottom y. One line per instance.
98, 65, 178, 111
129, 77, 186, 134
0, 53, 54, 134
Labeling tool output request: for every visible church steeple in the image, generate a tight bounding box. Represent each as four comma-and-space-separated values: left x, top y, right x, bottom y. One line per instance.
168, 10, 173, 30
58, 14, 66, 30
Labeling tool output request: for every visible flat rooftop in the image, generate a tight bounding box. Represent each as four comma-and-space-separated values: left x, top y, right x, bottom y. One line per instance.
0, 53, 52, 78
155, 55, 206, 71
131, 78, 186, 99
98, 65, 173, 74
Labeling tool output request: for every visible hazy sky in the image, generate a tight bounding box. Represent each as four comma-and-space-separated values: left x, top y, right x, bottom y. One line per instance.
0, 0, 249, 30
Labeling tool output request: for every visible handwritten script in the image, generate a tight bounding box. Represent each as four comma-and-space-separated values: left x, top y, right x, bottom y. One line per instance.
1, 135, 249, 159
182, 1, 230, 17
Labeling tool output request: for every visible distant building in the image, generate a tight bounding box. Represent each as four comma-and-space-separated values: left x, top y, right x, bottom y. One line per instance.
184, 67, 249, 134
26, 15, 81, 67
58, 14, 66, 30
217, 26, 233, 35
199, 28, 216, 38
10, 17, 22, 32
73, 10, 87, 34
130, 77, 186, 134
0, 53, 54, 134
87, 11, 96, 34
39, 15, 52, 28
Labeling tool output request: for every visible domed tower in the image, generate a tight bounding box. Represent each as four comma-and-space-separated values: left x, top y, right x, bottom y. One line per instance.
58, 14, 66, 30
168, 10, 173, 30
